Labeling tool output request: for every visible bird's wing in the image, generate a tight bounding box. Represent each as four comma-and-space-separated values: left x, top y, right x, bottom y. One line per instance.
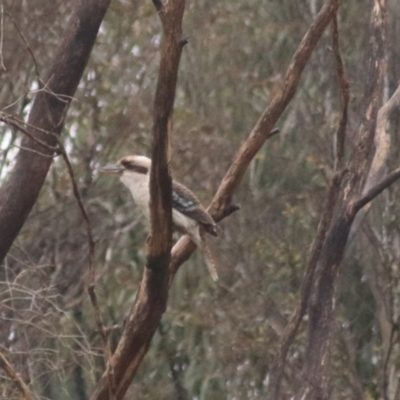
172, 180, 217, 236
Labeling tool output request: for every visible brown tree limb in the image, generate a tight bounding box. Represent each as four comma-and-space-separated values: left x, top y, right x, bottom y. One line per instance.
296, 1, 387, 398
268, 168, 347, 398
210, 0, 340, 216
296, 210, 355, 400
91, 0, 340, 397
0, 350, 32, 400
0, 0, 111, 264
90, 1, 185, 399
268, 14, 351, 397
169, 0, 340, 277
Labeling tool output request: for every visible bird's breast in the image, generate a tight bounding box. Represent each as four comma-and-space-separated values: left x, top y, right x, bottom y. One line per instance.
120, 174, 150, 220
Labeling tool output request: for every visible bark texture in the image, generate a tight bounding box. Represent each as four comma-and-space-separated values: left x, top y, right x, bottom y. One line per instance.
0, 0, 111, 263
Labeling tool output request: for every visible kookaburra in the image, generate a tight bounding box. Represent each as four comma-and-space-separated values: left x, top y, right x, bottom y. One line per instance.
100, 155, 218, 280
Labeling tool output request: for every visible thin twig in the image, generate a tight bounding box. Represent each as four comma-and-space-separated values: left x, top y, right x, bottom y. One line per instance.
0, 350, 33, 400
4, 9, 42, 87
0, 114, 60, 153
12, 145, 58, 158
57, 138, 116, 399
0, 112, 60, 137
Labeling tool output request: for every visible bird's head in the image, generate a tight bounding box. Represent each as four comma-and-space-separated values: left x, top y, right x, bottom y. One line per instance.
99, 155, 151, 178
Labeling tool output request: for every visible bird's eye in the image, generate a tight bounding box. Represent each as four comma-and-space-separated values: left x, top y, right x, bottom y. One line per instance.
120, 160, 148, 175
120, 160, 133, 169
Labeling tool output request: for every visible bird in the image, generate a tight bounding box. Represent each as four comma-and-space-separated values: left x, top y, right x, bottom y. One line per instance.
99, 155, 219, 280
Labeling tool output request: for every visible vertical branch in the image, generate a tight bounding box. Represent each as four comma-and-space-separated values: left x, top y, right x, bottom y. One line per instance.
269, 16, 352, 395
148, 0, 185, 261
296, 1, 387, 398
90, 1, 186, 399
268, 168, 347, 398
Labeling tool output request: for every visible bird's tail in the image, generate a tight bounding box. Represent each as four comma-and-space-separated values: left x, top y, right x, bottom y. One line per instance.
199, 229, 219, 281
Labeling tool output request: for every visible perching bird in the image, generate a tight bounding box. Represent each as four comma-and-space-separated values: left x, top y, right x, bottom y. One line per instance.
100, 155, 218, 280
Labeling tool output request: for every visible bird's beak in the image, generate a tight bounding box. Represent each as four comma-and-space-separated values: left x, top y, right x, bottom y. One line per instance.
98, 164, 124, 175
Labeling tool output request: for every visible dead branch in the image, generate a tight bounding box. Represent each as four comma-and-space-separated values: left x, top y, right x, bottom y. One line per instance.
0, 350, 32, 400
169, 0, 340, 280
210, 0, 341, 216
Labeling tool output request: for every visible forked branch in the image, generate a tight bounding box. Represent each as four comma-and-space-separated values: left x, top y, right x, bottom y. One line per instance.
169, 0, 341, 279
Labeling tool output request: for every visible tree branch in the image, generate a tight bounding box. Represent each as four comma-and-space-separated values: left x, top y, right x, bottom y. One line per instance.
0, 113, 60, 153
348, 83, 400, 241
90, 1, 185, 399
268, 168, 348, 398
0, 350, 32, 400
168, 0, 340, 281
0, 0, 111, 264
349, 166, 400, 216
296, 1, 388, 398
210, 0, 340, 216
268, 15, 351, 395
